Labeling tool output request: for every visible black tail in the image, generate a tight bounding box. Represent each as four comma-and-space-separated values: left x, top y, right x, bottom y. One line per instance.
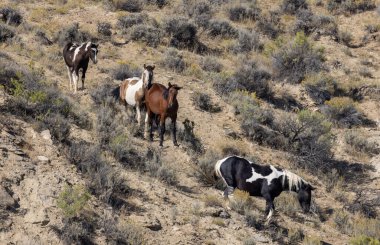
112, 86, 120, 100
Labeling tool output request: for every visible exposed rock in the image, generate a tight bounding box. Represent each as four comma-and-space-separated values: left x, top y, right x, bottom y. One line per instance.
145, 217, 162, 231
37, 156, 50, 163
211, 209, 231, 219
0, 186, 16, 209
40, 130, 52, 144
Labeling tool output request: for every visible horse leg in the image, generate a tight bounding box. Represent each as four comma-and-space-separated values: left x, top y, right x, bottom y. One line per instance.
136, 104, 141, 126
159, 116, 166, 147
144, 109, 150, 139
66, 66, 73, 90
72, 69, 79, 94
171, 117, 178, 146
264, 197, 275, 224
81, 66, 87, 90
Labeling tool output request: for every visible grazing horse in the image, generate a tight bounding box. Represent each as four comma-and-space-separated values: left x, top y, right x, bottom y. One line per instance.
144, 82, 182, 147
214, 156, 315, 221
113, 64, 155, 125
63, 42, 99, 93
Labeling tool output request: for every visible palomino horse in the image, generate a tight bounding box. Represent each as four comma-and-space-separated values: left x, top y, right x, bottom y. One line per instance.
63, 42, 99, 93
144, 82, 182, 147
113, 64, 155, 125
214, 156, 315, 221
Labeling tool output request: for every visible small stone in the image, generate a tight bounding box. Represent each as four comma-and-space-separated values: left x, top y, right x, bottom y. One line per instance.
37, 156, 50, 163
219, 210, 231, 219
172, 226, 179, 231
40, 130, 52, 143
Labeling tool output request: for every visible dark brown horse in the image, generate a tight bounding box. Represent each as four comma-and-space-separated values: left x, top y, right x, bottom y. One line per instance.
144, 82, 182, 147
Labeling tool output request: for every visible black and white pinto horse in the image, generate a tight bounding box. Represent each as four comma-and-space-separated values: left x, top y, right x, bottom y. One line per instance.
215, 156, 315, 221
63, 42, 99, 93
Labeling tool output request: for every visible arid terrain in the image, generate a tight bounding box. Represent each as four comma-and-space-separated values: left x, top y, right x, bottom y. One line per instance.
0, 0, 379, 244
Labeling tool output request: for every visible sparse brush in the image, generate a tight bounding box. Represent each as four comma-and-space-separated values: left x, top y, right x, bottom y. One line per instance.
288, 228, 305, 244
303, 73, 339, 105
55, 23, 93, 46
200, 56, 223, 73
112, 63, 141, 80
212, 218, 226, 227
229, 190, 252, 215
228, 5, 261, 22
187, 1, 212, 27
54, 217, 94, 245
202, 194, 223, 207
272, 31, 324, 84
194, 150, 221, 187
350, 235, 380, 245
233, 29, 262, 53
323, 97, 368, 127
0, 24, 14, 42
281, 0, 308, 14
344, 130, 379, 155
327, 0, 376, 14
161, 48, 186, 73
275, 192, 300, 217
117, 13, 149, 31
245, 210, 262, 230
129, 24, 162, 47
112, 0, 143, 12
207, 19, 238, 39
97, 22, 112, 37
192, 92, 221, 113
256, 11, 282, 39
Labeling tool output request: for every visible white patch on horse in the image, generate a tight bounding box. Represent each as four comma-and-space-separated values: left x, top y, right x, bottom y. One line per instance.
73, 43, 84, 63
125, 78, 143, 106
85, 42, 91, 51
246, 166, 284, 185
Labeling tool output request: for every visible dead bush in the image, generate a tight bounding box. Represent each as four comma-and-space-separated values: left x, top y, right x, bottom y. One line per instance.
97, 22, 112, 37
327, 0, 376, 14
256, 11, 282, 39
200, 56, 222, 73
194, 150, 221, 187
112, 64, 141, 80
117, 13, 149, 31
0, 7, 22, 26
0, 24, 14, 42
344, 130, 379, 155
186, 1, 212, 27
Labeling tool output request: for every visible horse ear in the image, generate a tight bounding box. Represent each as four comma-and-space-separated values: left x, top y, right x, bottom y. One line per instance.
152, 65, 155, 70
176, 86, 182, 90
144, 64, 146, 69
168, 82, 172, 87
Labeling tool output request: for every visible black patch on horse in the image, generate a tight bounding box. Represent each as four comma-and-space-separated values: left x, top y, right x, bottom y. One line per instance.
163, 89, 169, 100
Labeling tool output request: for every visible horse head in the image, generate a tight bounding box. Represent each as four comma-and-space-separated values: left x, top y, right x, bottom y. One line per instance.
297, 183, 315, 213
143, 64, 155, 89
167, 82, 182, 108
89, 43, 99, 64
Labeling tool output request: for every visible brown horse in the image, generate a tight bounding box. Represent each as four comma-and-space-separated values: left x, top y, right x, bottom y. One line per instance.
144, 82, 182, 147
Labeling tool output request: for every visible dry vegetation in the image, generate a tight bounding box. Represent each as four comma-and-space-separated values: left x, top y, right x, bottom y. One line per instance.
0, 0, 379, 244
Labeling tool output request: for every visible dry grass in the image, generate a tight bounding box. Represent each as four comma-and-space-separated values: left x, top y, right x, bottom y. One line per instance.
202, 194, 223, 208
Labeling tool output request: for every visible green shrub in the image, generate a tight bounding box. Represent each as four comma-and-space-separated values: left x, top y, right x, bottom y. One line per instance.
323, 97, 367, 127
57, 185, 90, 218
281, 0, 308, 14
228, 5, 261, 22
161, 48, 186, 73
112, 0, 143, 12
327, 0, 376, 14
233, 29, 262, 53
272, 31, 324, 84
350, 236, 380, 245
55, 23, 93, 46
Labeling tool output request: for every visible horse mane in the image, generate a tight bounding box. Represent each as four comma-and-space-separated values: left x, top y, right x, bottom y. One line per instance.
282, 169, 307, 191
162, 89, 169, 100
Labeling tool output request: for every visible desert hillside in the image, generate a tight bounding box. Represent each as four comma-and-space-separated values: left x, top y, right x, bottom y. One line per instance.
0, 0, 379, 244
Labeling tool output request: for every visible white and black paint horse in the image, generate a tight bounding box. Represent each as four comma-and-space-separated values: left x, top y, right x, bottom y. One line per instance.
63, 42, 99, 93
214, 156, 315, 221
